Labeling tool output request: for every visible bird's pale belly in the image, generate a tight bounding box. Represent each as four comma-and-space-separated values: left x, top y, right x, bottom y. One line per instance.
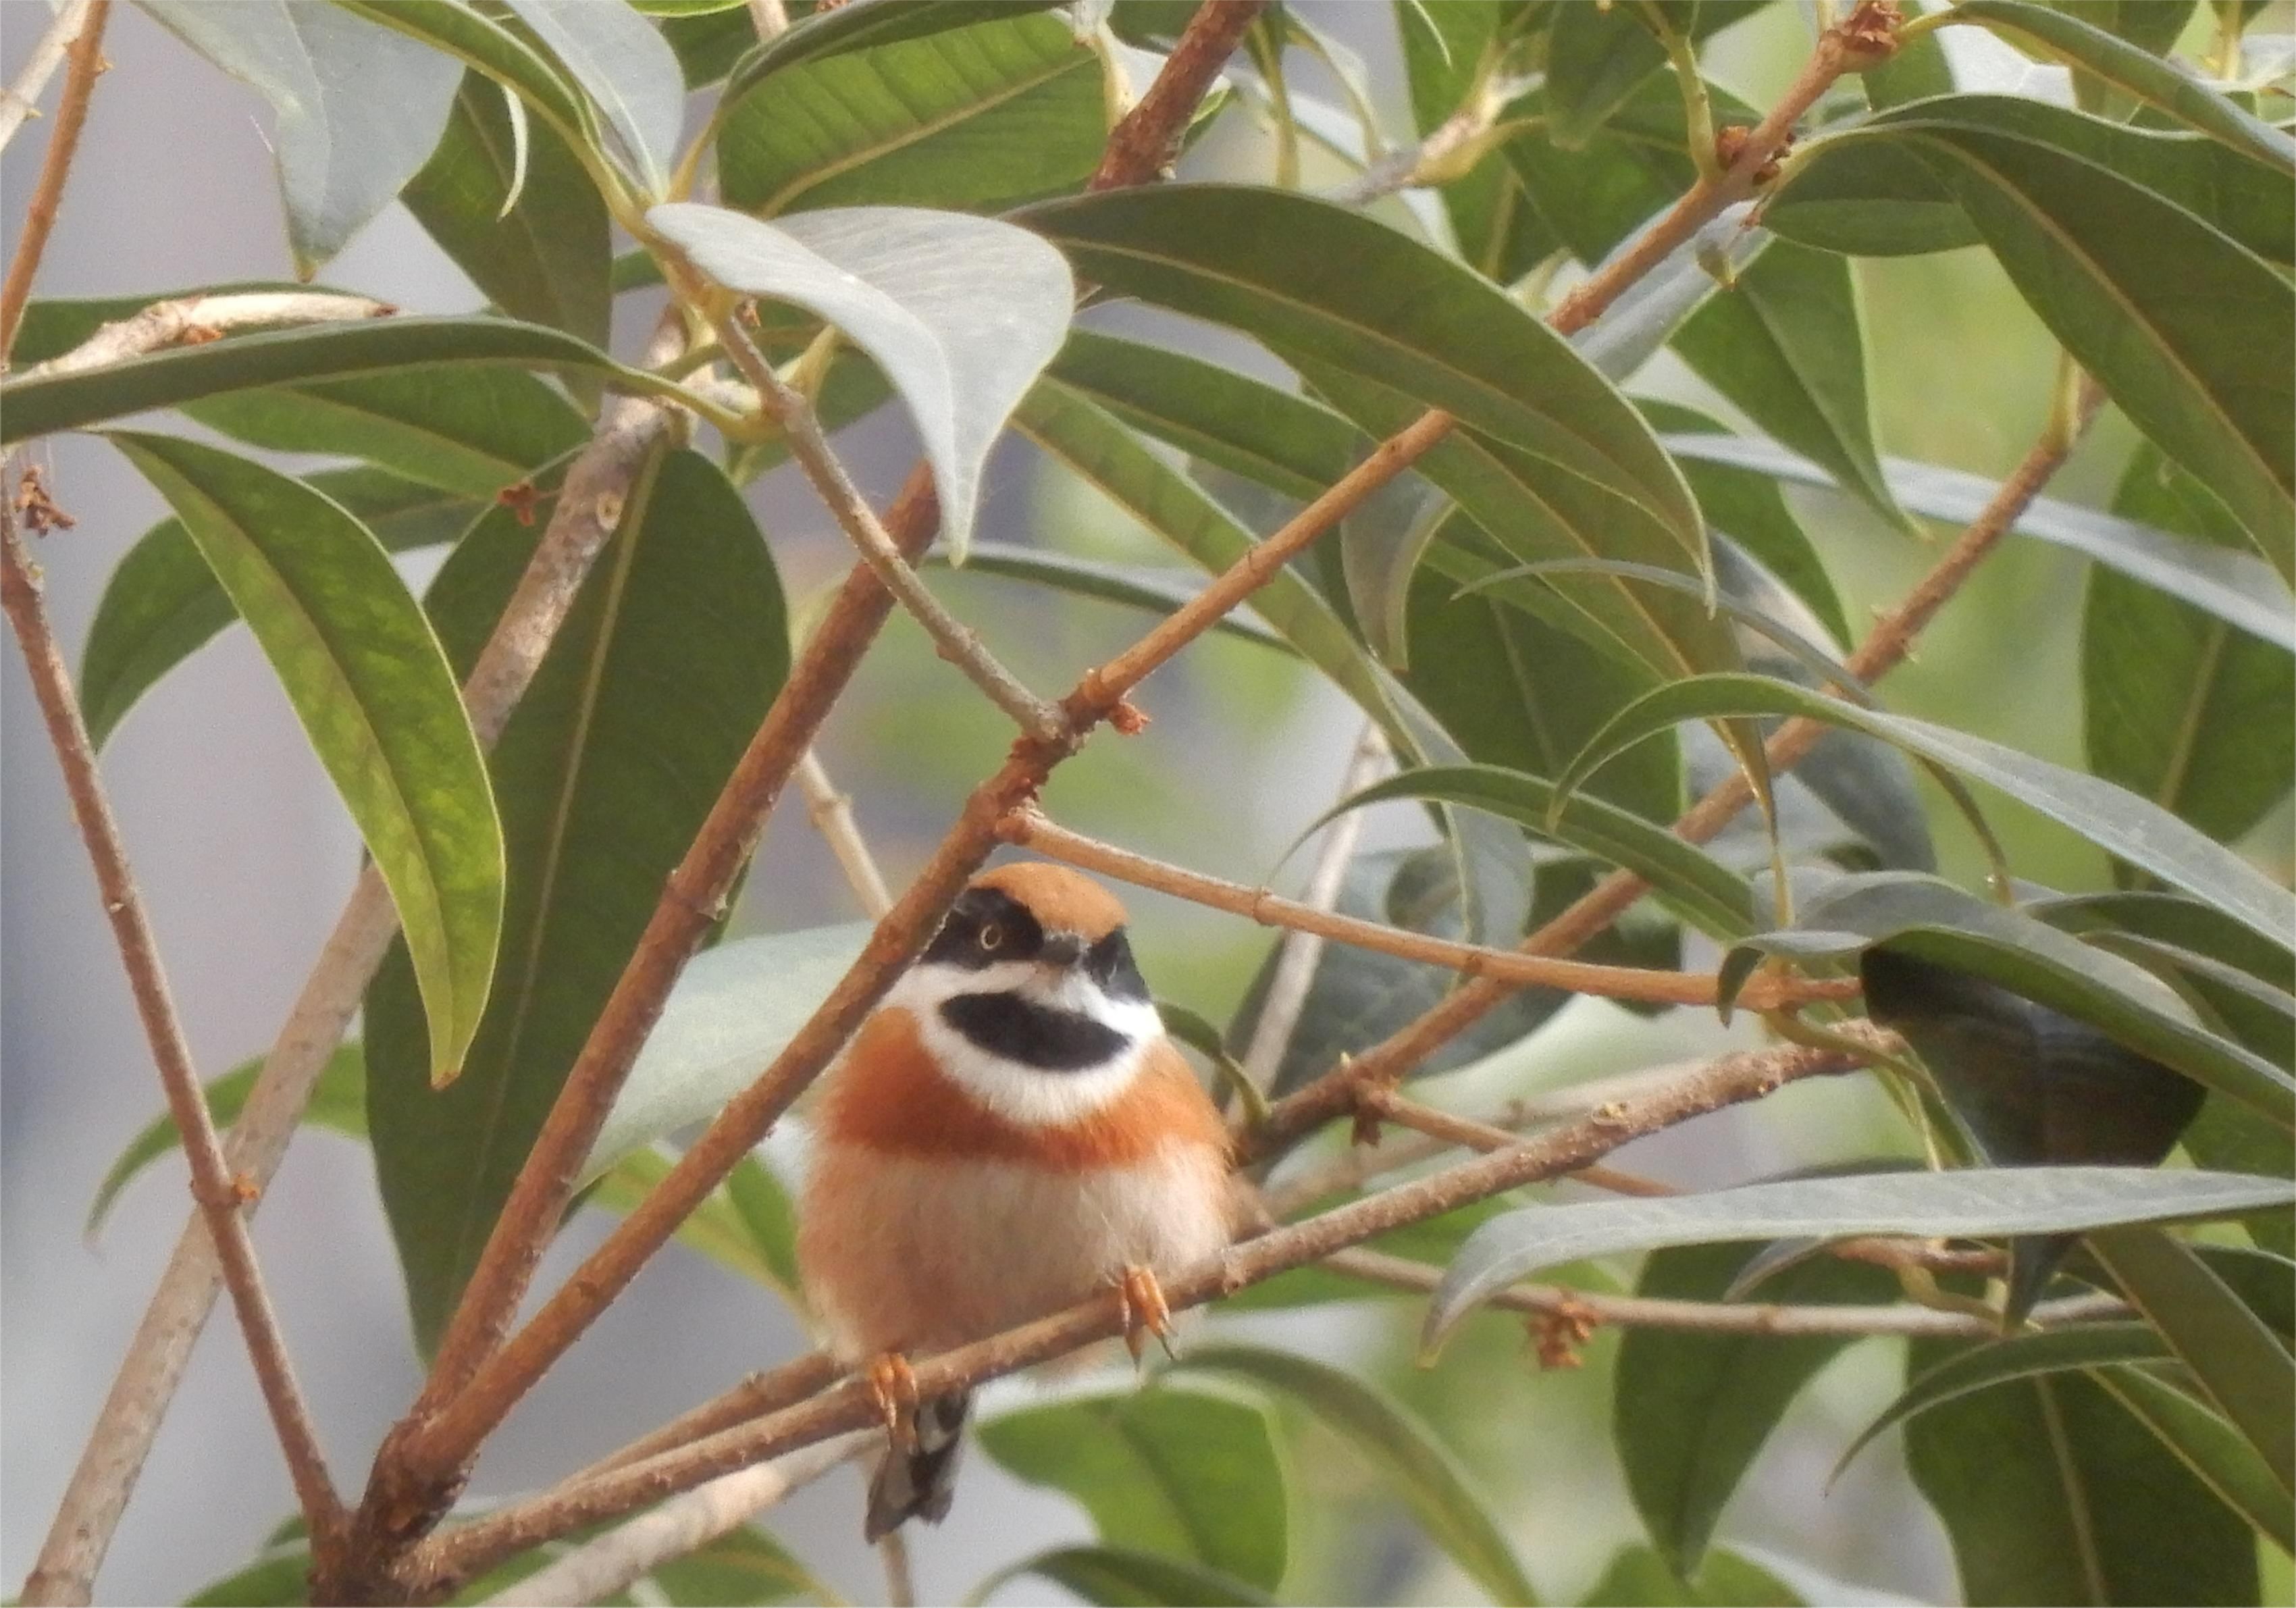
800, 1140, 1232, 1360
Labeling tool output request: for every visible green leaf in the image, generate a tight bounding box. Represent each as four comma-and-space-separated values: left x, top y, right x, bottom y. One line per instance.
583, 1146, 802, 1304
1906, 1341, 2261, 1604
648, 203, 1072, 562
972, 1547, 1274, 1608
1796, 103, 2295, 575
367, 448, 785, 1353
1399, 0, 1557, 281
2089, 1363, 2296, 1554
648, 1523, 825, 1605
1723, 872, 2294, 1130
1323, 764, 1757, 941
2087, 1224, 2295, 1495
0, 315, 661, 446
978, 1388, 1288, 1590
502, 0, 685, 196
1834, 1322, 2172, 1481
81, 467, 478, 750
1555, 672, 2296, 952
405, 73, 613, 352
182, 367, 587, 500
184, 1539, 313, 1607
723, 0, 1070, 102
2085, 444, 2293, 847
87, 1046, 366, 1239
332, 0, 596, 170
140, 0, 461, 274
1665, 432, 2296, 651
1017, 185, 1706, 574
1544, 2, 1764, 150
1582, 1543, 1804, 1607
1174, 1343, 1538, 1606
1615, 1243, 1897, 1576
1424, 1168, 2296, 1352
1939, 0, 2296, 170
581, 923, 874, 1187
111, 432, 503, 1086
720, 11, 1122, 219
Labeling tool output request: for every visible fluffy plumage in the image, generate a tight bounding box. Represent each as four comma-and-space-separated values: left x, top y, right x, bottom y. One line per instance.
796, 864, 1236, 1538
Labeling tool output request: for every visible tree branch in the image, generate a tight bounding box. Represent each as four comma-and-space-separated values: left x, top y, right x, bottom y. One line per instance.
13, 291, 395, 377
1089, 1, 1269, 190
798, 750, 893, 918
22, 319, 690, 1607
0, 0, 98, 155
1003, 806, 1860, 1011
1, 507, 345, 1561
407, 1031, 1874, 1592
1251, 376, 2108, 1158
0, 0, 108, 357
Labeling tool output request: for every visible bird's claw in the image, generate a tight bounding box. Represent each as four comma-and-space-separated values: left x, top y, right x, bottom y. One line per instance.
865, 1352, 920, 1452
1115, 1264, 1176, 1364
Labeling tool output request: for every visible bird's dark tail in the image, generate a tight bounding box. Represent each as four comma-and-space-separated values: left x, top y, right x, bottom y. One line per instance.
864, 1391, 971, 1541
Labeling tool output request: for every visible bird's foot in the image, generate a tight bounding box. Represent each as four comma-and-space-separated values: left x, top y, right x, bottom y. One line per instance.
1115, 1264, 1176, 1364
864, 1352, 920, 1452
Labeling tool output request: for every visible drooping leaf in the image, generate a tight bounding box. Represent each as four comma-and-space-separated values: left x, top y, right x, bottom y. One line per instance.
720, 10, 1132, 219
2086, 1224, 2295, 1496
1665, 433, 2296, 652
367, 448, 785, 1353
648, 202, 1073, 561
0, 315, 660, 446
140, 0, 461, 274
1582, 1543, 1803, 1607
971, 1547, 1275, 1608
332, 0, 596, 163
1785, 101, 2296, 574
2089, 1362, 2296, 1554
1905, 1339, 2261, 1604
978, 1389, 1288, 1590
1174, 1344, 1534, 1605
111, 432, 503, 1087
405, 72, 613, 352
182, 367, 586, 500
1555, 672, 2296, 952
1425, 1168, 2296, 1351
581, 922, 875, 1186
86, 1046, 367, 1239
1939, 0, 2296, 169
1721, 872, 2294, 1129
502, 0, 687, 196
2085, 444, 2293, 848
1834, 1322, 2172, 1480
81, 467, 479, 750
1615, 1243, 1897, 1576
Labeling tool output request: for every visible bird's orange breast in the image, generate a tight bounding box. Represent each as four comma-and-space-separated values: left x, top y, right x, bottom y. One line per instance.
818, 1006, 1229, 1172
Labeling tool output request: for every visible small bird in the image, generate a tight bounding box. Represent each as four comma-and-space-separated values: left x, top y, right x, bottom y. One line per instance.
798, 862, 1238, 1540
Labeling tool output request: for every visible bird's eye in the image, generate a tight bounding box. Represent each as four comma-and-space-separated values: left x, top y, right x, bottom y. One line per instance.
977, 923, 1003, 952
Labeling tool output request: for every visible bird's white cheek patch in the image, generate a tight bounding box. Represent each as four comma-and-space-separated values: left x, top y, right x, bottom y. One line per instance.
887, 962, 1153, 1129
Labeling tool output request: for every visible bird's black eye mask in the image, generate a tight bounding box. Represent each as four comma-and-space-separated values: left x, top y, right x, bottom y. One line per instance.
920, 889, 1148, 1002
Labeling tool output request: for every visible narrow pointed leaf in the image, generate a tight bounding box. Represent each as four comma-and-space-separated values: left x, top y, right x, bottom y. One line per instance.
367, 448, 785, 1351
2090, 1364, 2296, 1553
1554, 672, 2296, 951
140, 0, 461, 274
1174, 1343, 1537, 1606
405, 72, 612, 351
0, 315, 661, 446
937, 542, 1292, 654
82, 467, 479, 749
332, 0, 594, 157
1425, 1168, 2296, 1351
111, 432, 503, 1085
648, 203, 1072, 561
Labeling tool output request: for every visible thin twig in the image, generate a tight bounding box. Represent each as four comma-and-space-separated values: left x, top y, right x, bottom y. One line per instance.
407, 1033, 1870, 1592
1239, 723, 1387, 1087
1252, 378, 2107, 1159
0, 510, 346, 1555
12, 291, 395, 377
708, 310, 1064, 742
573, 1353, 842, 1487
798, 750, 893, 918
0, 0, 109, 358
1003, 807, 1860, 1011
0, 0, 97, 154
743, 0, 789, 43
480, 1434, 870, 1607
1353, 1089, 1677, 1199
1321, 1248, 2127, 1339
22, 318, 690, 1608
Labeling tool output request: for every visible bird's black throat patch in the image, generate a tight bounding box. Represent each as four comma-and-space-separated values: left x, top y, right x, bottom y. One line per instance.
939, 991, 1131, 1072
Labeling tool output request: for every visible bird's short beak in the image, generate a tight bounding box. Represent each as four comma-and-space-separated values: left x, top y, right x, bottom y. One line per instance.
1037, 931, 1085, 968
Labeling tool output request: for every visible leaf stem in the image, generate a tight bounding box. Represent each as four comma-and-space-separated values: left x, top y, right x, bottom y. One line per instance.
1, 502, 348, 1570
